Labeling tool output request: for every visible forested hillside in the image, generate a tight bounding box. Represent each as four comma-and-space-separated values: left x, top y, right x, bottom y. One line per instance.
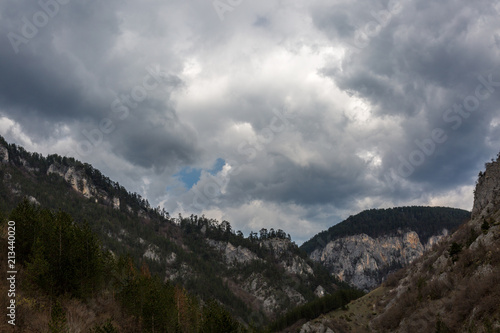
0, 200, 245, 332
1, 135, 476, 331
301, 206, 470, 254
0, 135, 353, 328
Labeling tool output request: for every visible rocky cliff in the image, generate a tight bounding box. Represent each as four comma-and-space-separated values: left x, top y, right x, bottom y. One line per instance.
0, 144, 8, 163
309, 230, 448, 291
302, 206, 468, 292
46, 163, 120, 209
204, 237, 325, 316
472, 159, 500, 218
206, 239, 260, 265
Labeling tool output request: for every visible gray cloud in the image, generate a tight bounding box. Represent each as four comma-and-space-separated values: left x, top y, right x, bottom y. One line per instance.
0, 0, 498, 243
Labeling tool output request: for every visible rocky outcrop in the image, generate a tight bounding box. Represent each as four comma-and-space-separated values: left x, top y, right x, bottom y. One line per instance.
314, 285, 326, 298
262, 238, 315, 276
19, 157, 39, 173
206, 239, 260, 265
300, 321, 335, 333
365, 158, 500, 332
206, 238, 315, 315
0, 144, 8, 163
47, 164, 97, 199
241, 272, 306, 315
262, 238, 291, 256
280, 256, 314, 276
47, 163, 121, 209
472, 159, 500, 218
165, 263, 192, 282
113, 197, 120, 210
207, 238, 315, 277
241, 273, 280, 314
310, 230, 448, 291
27, 195, 40, 205
143, 244, 161, 262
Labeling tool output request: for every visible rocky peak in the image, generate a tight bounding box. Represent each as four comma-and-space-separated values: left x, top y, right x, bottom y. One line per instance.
472, 157, 500, 219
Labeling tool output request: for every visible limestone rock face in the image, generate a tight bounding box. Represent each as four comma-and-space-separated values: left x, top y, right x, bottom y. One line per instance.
0, 145, 8, 163
263, 238, 314, 276
309, 230, 447, 291
365, 158, 500, 332
206, 239, 260, 265
206, 238, 313, 315
47, 163, 120, 207
262, 238, 290, 256
47, 164, 96, 198
143, 244, 161, 262
472, 160, 500, 219
240, 272, 306, 315
113, 197, 120, 210
281, 256, 314, 276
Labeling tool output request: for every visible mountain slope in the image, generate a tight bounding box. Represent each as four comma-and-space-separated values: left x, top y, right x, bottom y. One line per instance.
0, 136, 348, 326
294, 154, 500, 333
300, 206, 470, 291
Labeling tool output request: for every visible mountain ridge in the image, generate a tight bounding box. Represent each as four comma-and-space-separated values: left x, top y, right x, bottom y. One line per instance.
0, 135, 347, 326
301, 206, 470, 253
300, 206, 470, 291
0, 135, 477, 330
291, 153, 500, 333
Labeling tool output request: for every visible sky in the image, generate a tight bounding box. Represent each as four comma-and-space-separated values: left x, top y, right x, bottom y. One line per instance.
1, 0, 500, 244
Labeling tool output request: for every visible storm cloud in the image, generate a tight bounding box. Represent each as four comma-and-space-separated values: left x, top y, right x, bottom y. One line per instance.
1, 0, 499, 243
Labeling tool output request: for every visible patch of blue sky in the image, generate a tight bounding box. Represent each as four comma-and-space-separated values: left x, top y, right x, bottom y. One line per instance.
174, 158, 226, 189
209, 158, 225, 175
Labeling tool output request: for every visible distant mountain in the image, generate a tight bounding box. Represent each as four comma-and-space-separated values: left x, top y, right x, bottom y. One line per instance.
287, 153, 500, 332
0, 135, 350, 328
300, 206, 470, 291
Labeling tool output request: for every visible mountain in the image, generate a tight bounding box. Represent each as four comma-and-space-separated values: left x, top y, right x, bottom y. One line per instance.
300, 206, 470, 291
0, 136, 349, 328
289, 153, 500, 332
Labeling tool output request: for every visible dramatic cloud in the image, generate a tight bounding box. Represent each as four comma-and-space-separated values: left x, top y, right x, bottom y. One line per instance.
1, 0, 499, 244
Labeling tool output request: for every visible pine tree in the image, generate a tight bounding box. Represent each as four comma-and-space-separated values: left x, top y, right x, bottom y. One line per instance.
48, 300, 68, 333
24, 238, 52, 293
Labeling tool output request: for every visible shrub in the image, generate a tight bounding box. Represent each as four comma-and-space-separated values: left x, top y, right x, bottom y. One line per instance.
384, 268, 407, 288
481, 220, 490, 233
449, 242, 462, 260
